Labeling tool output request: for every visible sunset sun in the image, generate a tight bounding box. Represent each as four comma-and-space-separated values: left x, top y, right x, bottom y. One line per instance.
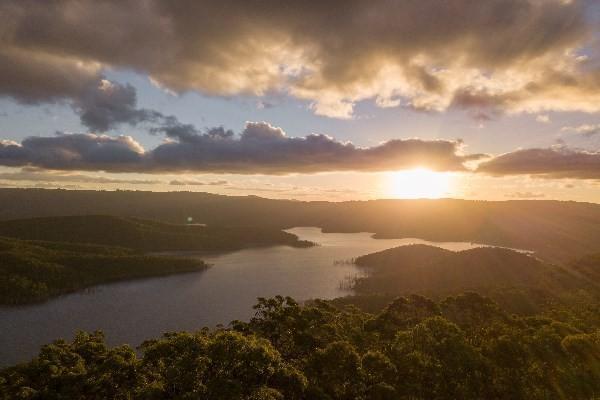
387, 168, 454, 199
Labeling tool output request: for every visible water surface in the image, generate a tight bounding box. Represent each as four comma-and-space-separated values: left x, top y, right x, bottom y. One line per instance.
0, 227, 491, 366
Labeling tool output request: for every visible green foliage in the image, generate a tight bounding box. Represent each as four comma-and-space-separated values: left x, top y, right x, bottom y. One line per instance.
138, 330, 305, 399
352, 244, 600, 317
0, 214, 313, 305
3, 294, 599, 399
0, 331, 139, 400
0, 215, 313, 252
0, 237, 207, 305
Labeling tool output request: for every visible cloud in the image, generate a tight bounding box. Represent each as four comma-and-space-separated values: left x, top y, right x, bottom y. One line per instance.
0, 46, 101, 104
561, 123, 600, 137
536, 115, 550, 123
29, 183, 82, 190
505, 191, 546, 199
0, 168, 160, 184
0, 122, 483, 174
0, 0, 598, 118
0, 133, 144, 171
75, 80, 164, 131
0, 48, 151, 131
148, 122, 484, 174
222, 184, 369, 199
224, 186, 291, 193
169, 179, 228, 186
477, 147, 600, 179
0, 49, 163, 131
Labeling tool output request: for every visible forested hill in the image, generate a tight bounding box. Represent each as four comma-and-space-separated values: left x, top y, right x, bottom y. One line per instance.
0, 237, 208, 305
2, 294, 599, 399
0, 215, 313, 252
2, 188, 600, 263
353, 245, 600, 316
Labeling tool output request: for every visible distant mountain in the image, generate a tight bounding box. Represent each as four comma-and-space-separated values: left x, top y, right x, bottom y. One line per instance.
0, 215, 313, 252
2, 189, 600, 263
353, 245, 596, 313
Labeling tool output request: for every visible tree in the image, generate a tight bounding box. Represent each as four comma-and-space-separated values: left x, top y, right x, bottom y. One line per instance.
0, 331, 139, 400
139, 330, 306, 399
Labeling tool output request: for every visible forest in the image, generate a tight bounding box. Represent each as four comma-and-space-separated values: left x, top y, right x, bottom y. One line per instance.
1, 294, 599, 399
0, 215, 314, 252
352, 245, 600, 319
0, 236, 208, 305
0, 214, 312, 304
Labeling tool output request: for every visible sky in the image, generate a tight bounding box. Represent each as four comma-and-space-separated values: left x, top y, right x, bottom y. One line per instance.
1, 0, 600, 202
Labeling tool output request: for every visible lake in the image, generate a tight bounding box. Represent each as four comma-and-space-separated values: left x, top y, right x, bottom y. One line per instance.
0, 227, 493, 366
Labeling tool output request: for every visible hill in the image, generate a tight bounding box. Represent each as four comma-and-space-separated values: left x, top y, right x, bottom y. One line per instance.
2, 294, 599, 399
567, 253, 600, 283
0, 215, 313, 252
353, 245, 597, 314
0, 237, 207, 305
2, 189, 600, 263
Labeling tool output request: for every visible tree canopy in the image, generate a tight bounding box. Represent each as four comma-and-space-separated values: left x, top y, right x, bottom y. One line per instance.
2, 294, 599, 399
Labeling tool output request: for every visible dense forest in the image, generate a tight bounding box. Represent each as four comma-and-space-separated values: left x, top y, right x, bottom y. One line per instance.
0, 237, 208, 305
0, 215, 314, 305
2, 188, 600, 263
0, 215, 312, 304
352, 245, 600, 320
1, 294, 599, 399
0, 215, 314, 252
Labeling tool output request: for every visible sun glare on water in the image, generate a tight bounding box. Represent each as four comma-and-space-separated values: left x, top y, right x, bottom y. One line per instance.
387, 168, 455, 199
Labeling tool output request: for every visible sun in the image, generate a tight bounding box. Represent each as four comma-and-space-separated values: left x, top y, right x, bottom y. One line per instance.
387, 168, 454, 199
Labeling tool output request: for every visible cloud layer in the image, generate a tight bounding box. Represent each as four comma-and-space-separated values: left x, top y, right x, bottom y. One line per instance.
3, 126, 600, 180
0, 168, 160, 185
477, 147, 600, 179
1, 0, 599, 119
0, 134, 144, 171
0, 122, 481, 174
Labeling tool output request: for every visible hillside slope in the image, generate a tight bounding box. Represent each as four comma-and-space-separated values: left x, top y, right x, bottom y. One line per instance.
0, 215, 313, 252
0, 237, 207, 304
353, 245, 596, 313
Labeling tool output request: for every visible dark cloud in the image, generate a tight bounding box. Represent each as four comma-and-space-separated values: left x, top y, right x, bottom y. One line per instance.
449, 89, 521, 119
150, 120, 234, 142
477, 147, 600, 179
148, 122, 483, 174
0, 47, 100, 104
0, 122, 482, 174
0, 133, 144, 171
0, 48, 164, 131
75, 80, 164, 131
0, 0, 596, 118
